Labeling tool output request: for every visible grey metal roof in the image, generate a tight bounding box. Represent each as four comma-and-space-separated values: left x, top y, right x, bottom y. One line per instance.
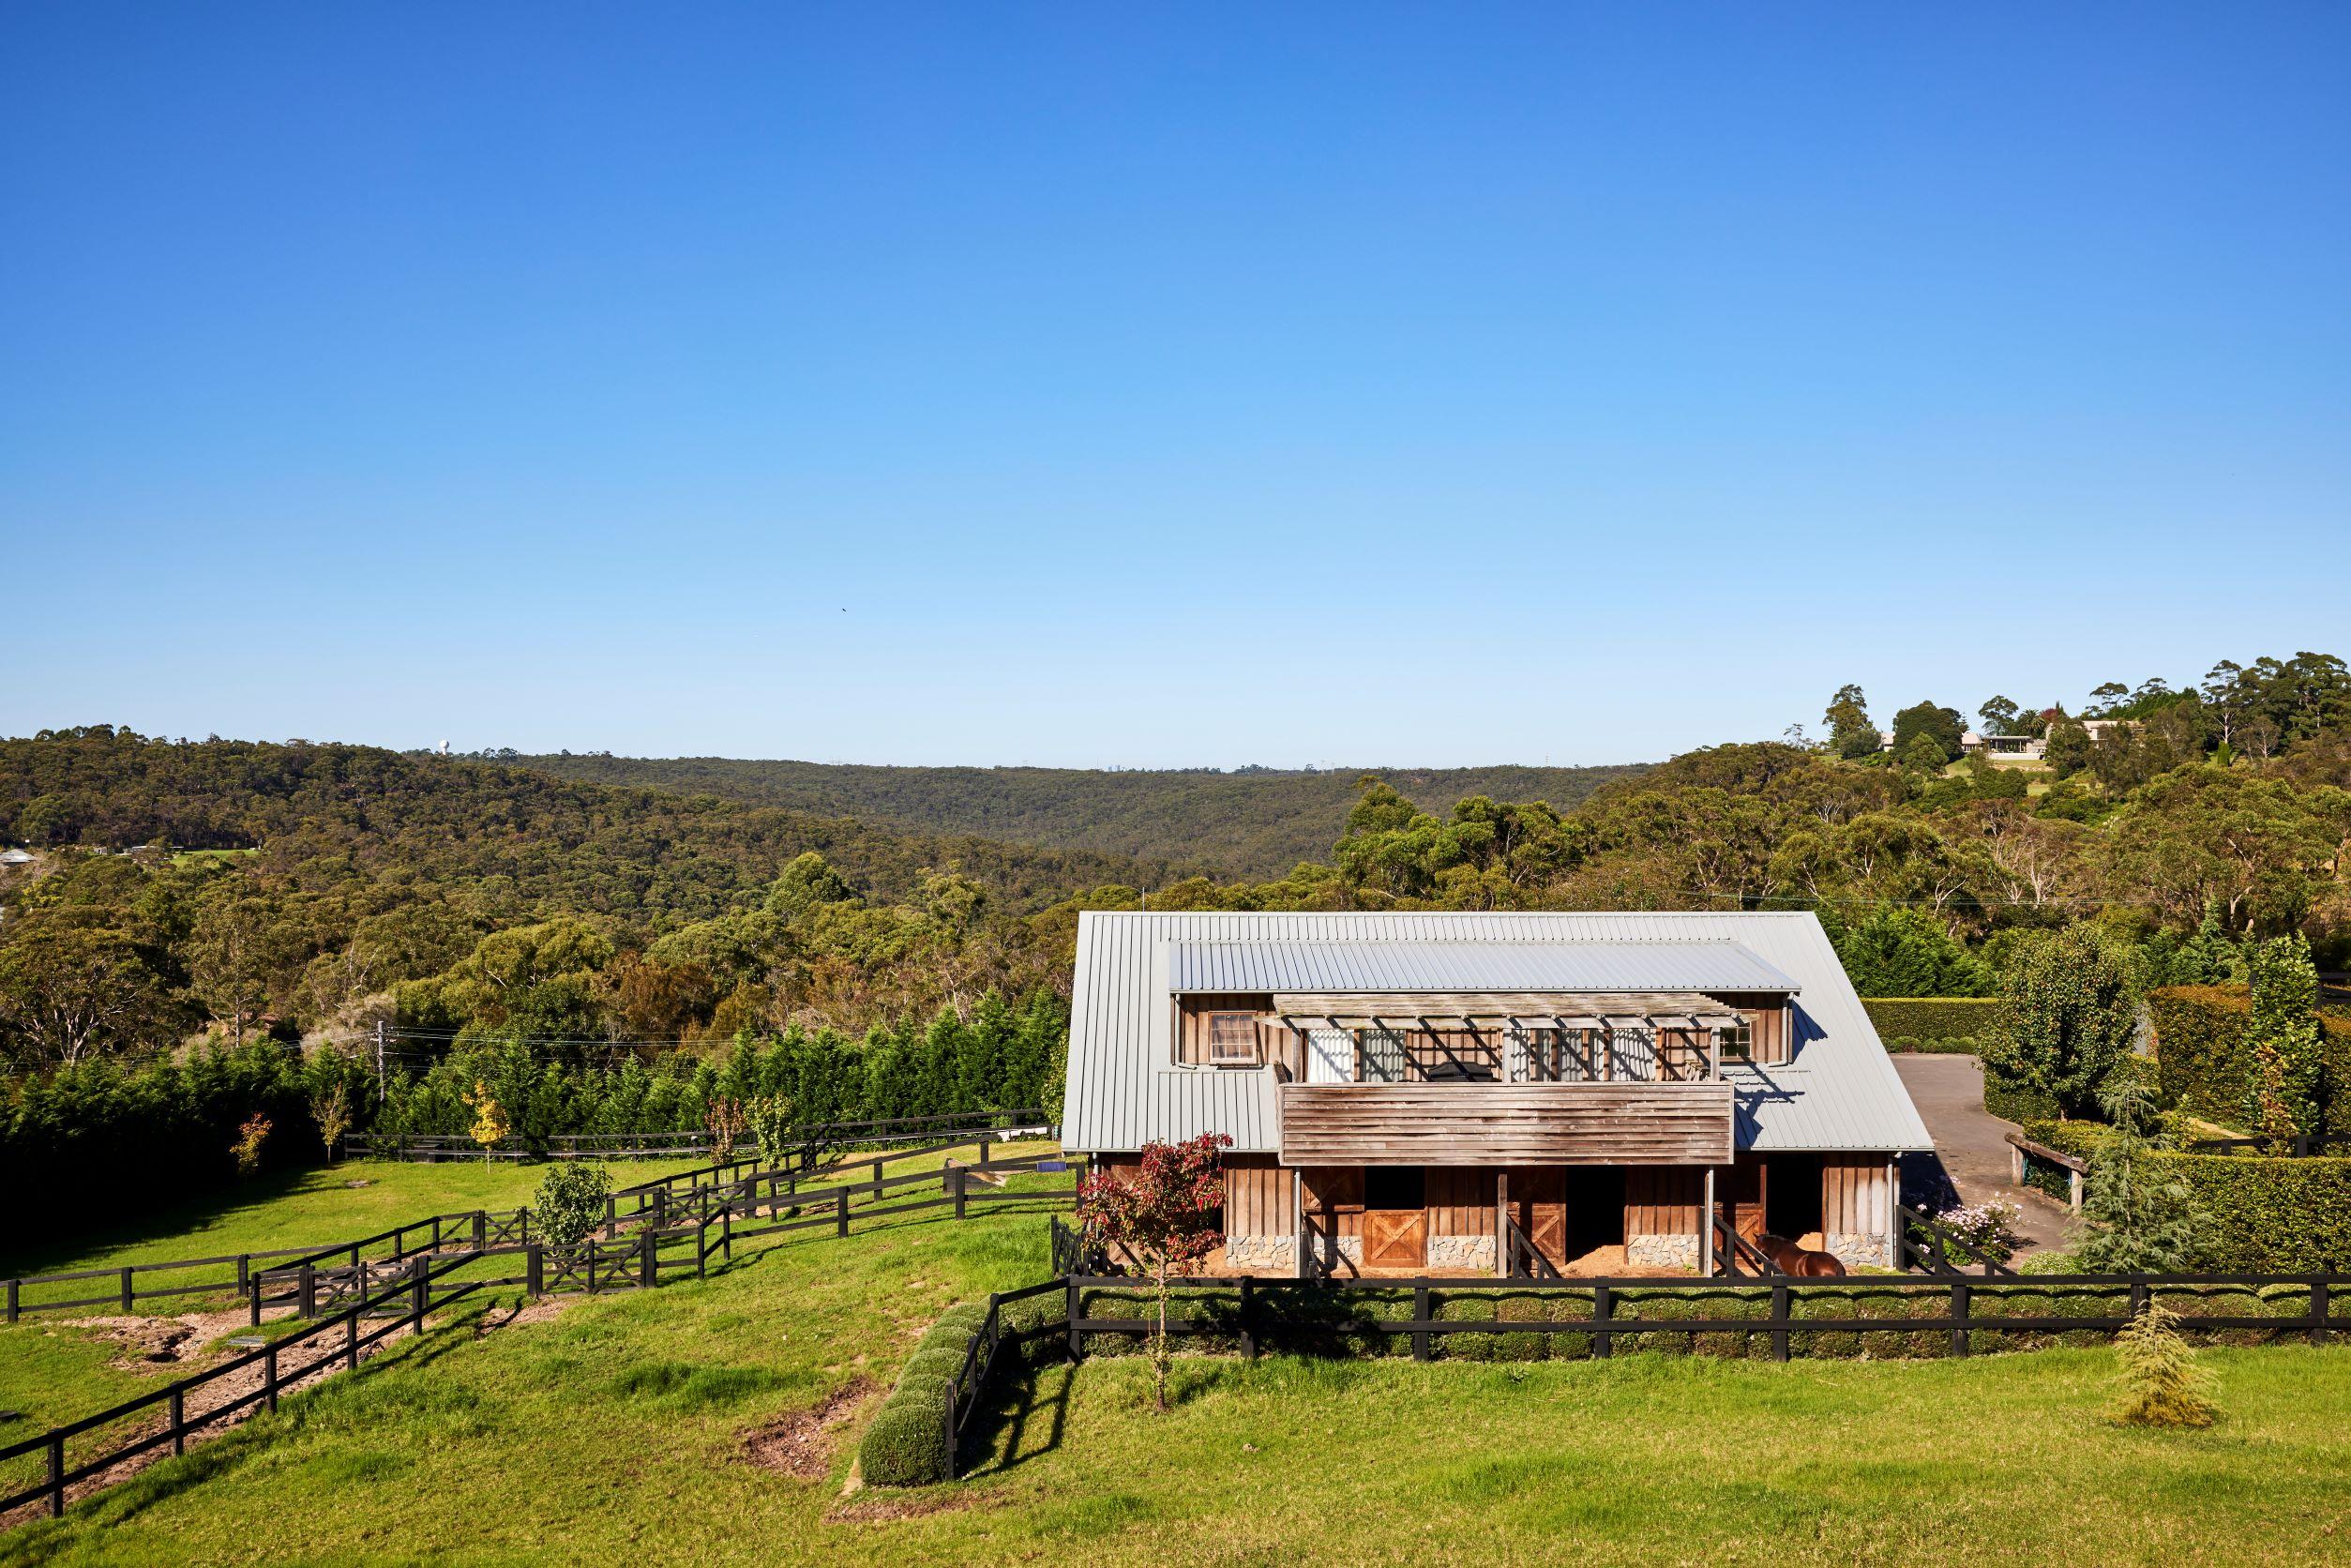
1168, 938, 1799, 996
1062, 911, 1931, 1156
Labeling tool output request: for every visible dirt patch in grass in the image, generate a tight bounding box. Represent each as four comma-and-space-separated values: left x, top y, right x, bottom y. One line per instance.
81, 1307, 254, 1368
739, 1378, 877, 1480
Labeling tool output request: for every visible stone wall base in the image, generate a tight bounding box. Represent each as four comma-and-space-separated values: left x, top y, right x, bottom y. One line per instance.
1825, 1231, 1889, 1270
1222, 1236, 1298, 1273
1426, 1235, 1496, 1272
1626, 1233, 1699, 1270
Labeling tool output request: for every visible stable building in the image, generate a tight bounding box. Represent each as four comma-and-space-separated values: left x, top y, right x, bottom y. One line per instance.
1060, 911, 1932, 1276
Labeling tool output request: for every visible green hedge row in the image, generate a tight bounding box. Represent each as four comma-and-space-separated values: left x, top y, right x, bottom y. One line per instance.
1881, 1034, 1993, 1055
2148, 986, 2351, 1128
2025, 1120, 2351, 1273
1863, 998, 2003, 1042
1068, 1281, 2318, 1360
1984, 1074, 2061, 1123
858, 1291, 1063, 1486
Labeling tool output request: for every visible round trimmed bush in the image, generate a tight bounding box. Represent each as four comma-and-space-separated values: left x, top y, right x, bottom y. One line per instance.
857, 1402, 948, 1486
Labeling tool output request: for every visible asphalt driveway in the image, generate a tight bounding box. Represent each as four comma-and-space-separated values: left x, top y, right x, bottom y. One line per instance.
1892, 1053, 2072, 1254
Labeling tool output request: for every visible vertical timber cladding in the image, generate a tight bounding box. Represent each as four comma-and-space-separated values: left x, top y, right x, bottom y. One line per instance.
1624, 1168, 1703, 1235
1820, 1154, 1891, 1237
1220, 1154, 1299, 1238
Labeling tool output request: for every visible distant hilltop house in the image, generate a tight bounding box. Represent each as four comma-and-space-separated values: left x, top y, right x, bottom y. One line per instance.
0, 848, 34, 866
1960, 716, 2139, 761
1061, 911, 1930, 1279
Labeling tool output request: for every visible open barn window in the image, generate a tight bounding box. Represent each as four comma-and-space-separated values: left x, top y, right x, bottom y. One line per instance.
1206, 1011, 1260, 1066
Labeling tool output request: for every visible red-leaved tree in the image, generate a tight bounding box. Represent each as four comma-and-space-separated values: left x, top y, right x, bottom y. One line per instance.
1078, 1133, 1230, 1411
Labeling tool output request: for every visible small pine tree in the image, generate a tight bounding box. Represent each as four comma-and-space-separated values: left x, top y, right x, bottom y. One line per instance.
2112, 1299, 2216, 1428
2078, 1075, 2203, 1273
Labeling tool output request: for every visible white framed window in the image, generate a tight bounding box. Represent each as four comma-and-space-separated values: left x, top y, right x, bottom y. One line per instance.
1206, 1011, 1261, 1066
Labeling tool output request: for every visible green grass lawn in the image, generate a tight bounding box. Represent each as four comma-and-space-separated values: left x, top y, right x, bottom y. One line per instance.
6, 1175, 2348, 1566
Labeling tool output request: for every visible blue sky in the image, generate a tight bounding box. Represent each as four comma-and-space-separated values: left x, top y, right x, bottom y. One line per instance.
5, 5, 2346, 768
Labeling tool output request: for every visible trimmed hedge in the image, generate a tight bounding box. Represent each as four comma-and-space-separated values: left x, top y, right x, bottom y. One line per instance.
858, 1295, 1063, 1486
1071, 1281, 2319, 1363
2025, 1120, 2351, 1273
1881, 1034, 1993, 1055
1864, 998, 2003, 1044
2148, 985, 2351, 1129
1983, 1074, 2061, 1123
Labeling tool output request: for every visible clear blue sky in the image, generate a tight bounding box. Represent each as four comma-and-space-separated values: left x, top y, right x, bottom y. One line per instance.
5, 5, 2346, 768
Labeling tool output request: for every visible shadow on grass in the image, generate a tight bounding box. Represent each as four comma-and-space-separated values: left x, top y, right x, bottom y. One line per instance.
957, 1359, 1071, 1479
0, 1166, 339, 1278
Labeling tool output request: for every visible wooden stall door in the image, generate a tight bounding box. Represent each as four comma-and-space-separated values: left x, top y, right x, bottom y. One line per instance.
1512, 1168, 1568, 1272
1363, 1211, 1427, 1269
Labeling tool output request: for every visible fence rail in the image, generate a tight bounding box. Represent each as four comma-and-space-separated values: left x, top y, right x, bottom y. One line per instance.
1059, 1270, 2347, 1364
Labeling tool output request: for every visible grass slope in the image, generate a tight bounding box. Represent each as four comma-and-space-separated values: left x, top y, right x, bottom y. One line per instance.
7, 1190, 2349, 1565
509, 757, 1653, 880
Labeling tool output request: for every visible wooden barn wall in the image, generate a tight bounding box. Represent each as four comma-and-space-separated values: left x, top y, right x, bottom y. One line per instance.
1221, 1155, 1296, 1238
1712, 1156, 1768, 1242
1425, 1168, 1497, 1237
1298, 1166, 1364, 1239
1624, 1167, 1702, 1235
1821, 1154, 1890, 1235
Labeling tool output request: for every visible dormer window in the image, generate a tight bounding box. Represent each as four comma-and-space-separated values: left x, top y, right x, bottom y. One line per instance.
1207, 1012, 1261, 1066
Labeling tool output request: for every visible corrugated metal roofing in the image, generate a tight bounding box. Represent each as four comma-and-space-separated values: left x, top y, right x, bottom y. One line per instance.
1062, 911, 1931, 1156
1168, 938, 1799, 995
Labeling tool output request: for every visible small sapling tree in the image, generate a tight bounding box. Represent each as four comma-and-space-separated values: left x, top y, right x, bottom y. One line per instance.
703, 1094, 748, 1163
534, 1162, 612, 1251
310, 1080, 354, 1164
2113, 1299, 2216, 1428
1078, 1133, 1230, 1413
465, 1079, 509, 1165
745, 1093, 797, 1171
234, 1112, 272, 1177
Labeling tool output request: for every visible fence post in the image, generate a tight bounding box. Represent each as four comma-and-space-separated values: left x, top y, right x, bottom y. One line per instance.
604, 1195, 617, 1237
526, 1244, 544, 1298
474, 1211, 488, 1251
2313, 1277, 2329, 1348
697, 1220, 709, 1281
170, 1385, 187, 1456
1066, 1275, 1082, 1363
836, 1187, 850, 1239
6, 1277, 17, 1324
955, 1168, 969, 1221
1593, 1283, 1612, 1359
298, 1264, 316, 1319
1952, 1280, 1971, 1359
644, 1229, 660, 1289
2128, 1278, 2148, 1324
872, 1158, 883, 1191
249, 1273, 262, 1328
1413, 1281, 1431, 1362
264, 1344, 279, 1412
1238, 1274, 1256, 1361
47, 1432, 64, 1517
410, 1265, 427, 1336
722, 1206, 733, 1262
346, 1308, 359, 1371
1771, 1281, 1790, 1363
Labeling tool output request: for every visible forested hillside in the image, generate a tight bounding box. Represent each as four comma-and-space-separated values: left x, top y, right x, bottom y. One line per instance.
501, 755, 1650, 879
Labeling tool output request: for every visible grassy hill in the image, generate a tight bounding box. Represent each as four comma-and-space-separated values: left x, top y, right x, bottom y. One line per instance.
504, 757, 1652, 880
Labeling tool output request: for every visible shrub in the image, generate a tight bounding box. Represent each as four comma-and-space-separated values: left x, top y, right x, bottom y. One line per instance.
534, 1161, 613, 1249
1983, 928, 2136, 1118
1863, 999, 2005, 1045
233, 1111, 272, 1176
858, 1403, 948, 1487
2148, 985, 2351, 1129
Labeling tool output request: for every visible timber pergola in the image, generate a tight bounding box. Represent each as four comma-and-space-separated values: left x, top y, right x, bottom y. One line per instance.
1263, 990, 1749, 1084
